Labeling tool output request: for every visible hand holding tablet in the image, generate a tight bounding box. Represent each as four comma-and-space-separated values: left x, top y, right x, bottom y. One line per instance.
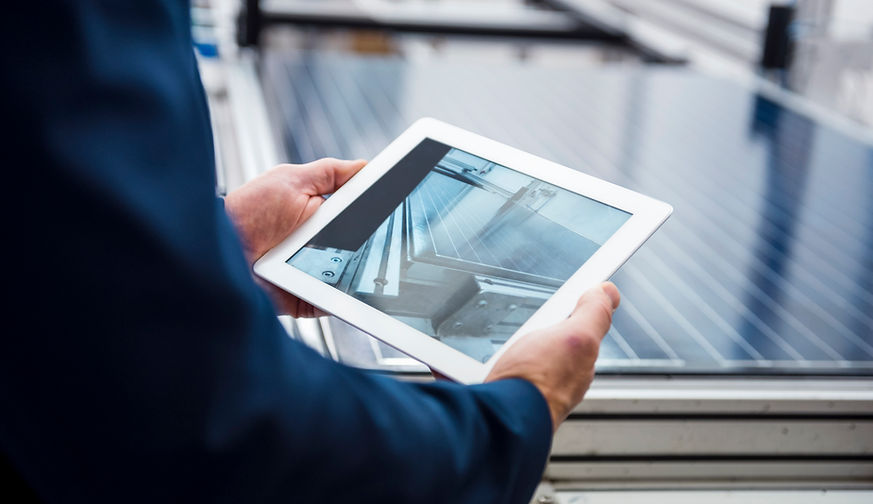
254, 118, 672, 384
486, 281, 621, 430
225, 158, 368, 317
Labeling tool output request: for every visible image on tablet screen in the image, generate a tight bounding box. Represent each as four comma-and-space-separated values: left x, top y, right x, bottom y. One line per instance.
287, 139, 631, 363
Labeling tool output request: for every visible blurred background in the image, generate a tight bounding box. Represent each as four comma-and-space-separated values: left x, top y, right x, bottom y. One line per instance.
194, 0, 873, 123
190, 1, 873, 502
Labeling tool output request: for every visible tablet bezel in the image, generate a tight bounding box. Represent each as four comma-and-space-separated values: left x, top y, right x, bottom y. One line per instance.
254, 118, 672, 384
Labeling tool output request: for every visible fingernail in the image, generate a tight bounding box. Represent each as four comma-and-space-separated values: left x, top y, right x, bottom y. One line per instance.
600, 282, 620, 311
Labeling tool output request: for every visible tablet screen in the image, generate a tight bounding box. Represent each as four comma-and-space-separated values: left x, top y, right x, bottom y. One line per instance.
287, 139, 631, 363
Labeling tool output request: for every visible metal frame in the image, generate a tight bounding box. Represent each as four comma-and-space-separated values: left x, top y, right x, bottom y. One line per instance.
237, 0, 683, 64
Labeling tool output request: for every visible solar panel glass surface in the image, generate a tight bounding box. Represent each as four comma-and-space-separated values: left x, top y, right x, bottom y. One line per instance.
261, 51, 873, 375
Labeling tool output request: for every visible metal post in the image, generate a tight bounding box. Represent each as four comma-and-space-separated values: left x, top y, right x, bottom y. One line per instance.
239, 0, 262, 47
760, 4, 795, 70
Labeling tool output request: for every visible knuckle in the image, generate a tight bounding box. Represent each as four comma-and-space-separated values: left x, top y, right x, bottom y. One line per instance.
564, 330, 600, 356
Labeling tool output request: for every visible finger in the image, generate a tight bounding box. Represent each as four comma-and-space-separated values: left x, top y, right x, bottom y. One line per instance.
572, 281, 620, 312
292, 298, 322, 319
601, 281, 621, 311
259, 278, 322, 318
296, 158, 367, 196
429, 368, 454, 382
564, 282, 621, 342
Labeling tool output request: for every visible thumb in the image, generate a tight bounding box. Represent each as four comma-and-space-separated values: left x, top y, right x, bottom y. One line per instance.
563, 282, 620, 342
296, 158, 367, 195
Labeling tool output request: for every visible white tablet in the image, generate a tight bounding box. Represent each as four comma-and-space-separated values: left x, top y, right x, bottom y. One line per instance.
255, 118, 672, 384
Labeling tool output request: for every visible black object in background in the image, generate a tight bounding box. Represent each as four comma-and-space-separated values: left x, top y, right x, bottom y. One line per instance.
760, 5, 795, 70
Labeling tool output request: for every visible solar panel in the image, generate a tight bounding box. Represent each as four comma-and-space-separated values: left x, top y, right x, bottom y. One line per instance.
260, 51, 873, 375
408, 165, 603, 284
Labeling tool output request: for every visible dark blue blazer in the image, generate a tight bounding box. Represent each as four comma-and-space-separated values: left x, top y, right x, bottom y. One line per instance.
0, 2, 551, 502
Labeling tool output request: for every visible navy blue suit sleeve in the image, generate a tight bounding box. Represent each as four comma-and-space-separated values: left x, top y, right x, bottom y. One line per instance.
0, 2, 552, 503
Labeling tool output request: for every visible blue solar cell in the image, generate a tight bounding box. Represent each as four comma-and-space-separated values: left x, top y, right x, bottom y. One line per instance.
261, 51, 873, 375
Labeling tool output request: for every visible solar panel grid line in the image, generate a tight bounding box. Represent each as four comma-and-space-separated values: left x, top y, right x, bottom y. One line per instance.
665, 225, 854, 361
621, 256, 767, 362
435, 179, 502, 268
409, 188, 440, 258
631, 184, 857, 360
323, 58, 399, 158
609, 325, 641, 360
307, 59, 373, 161
413, 180, 456, 258
648, 224, 810, 361
462, 207, 527, 272
431, 180, 510, 268
647, 210, 855, 361
473, 205, 578, 279
268, 60, 315, 163
316, 58, 372, 159
420, 176, 473, 263
629, 246, 811, 363
684, 206, 873, 328
311, 60, 373, 157
337, 66, 403, 157
287, 61, 332, 161
602, 286, 676, 361
617, 296, 684, 362
292, 62, 338, 158
618, 263, 730, 365
418, 178, 463, 258
298, 62, 343, 157
792, 230, 873, 310
631, 247, 771, 361
303, 61, 353, 159
635, 174, 873, 347
597, 332, 627, 361
468, 202, 527, 270
350, 59, 408, 152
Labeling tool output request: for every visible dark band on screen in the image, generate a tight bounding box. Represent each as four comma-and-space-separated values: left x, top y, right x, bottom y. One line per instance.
308, 138, 451, 252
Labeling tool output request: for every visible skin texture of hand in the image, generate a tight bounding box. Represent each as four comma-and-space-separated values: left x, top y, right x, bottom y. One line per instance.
485, 282, 620, 432
224, 158, 367, 317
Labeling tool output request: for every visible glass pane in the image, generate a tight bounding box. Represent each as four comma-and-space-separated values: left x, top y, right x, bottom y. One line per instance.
263, 51, 873, 376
